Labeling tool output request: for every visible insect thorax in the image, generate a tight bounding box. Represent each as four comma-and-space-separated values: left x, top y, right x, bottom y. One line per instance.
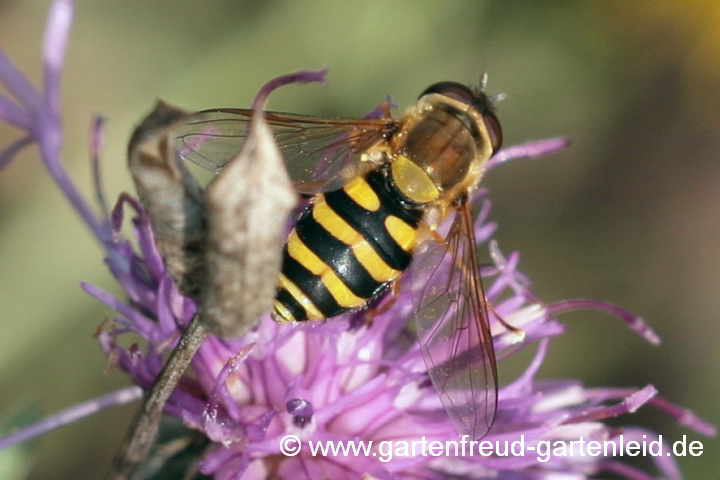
389, 102, 480, 206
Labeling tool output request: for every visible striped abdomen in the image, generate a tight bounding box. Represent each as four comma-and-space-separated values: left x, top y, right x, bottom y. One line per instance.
273, 167, 424, 322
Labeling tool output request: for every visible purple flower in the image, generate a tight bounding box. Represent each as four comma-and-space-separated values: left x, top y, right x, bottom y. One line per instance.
0, 1, 714, 480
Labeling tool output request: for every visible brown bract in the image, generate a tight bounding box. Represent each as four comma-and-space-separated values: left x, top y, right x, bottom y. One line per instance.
202, 112, 298, 337
127, 101, 208, 300
127, 101, 296, 337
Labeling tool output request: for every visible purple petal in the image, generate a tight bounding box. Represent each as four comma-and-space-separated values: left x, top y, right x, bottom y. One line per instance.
110, 192, 144, 231
471, 186, 488, 204
0, 386, 141, 450
364, 95, 397, 119
560, 385, 657, 425
43, 0, 74, 116
0, 95, 32, 129
198, 444, 237, 474
89, 113, 109, 219
314, 375, 387, 424
38, 126, 114, 245
474, 219, 497, 244
499, 338, 549, 399
487, 136, 570, 171
81, 282, 163, 342
0, 135, 34, 169
203, 343, 256, 442
548, 299, 661, 345
251, 68, 329, 111
649, 396, 716, 437
619, 428, 683, 480
0, 51, 43, 110
472, 197, 492, 230
599, 460, 662, 480
150, 274, 175, 336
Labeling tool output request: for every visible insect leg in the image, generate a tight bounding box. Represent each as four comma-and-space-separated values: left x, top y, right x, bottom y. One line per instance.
363, 278, 403, 325
486, 298, 525, 336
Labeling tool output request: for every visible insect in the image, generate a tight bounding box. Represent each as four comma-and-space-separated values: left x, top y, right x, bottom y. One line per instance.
174, 81, 505, 440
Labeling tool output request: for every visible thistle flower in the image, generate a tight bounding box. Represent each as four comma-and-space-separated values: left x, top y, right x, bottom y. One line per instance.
0, 1, 714, 480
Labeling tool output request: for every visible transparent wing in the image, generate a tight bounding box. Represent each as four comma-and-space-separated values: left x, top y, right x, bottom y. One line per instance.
410, 199, 498, 439
173, 108, 395, 194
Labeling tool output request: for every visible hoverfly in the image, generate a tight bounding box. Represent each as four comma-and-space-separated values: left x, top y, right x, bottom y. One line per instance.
173, 81, 504, 440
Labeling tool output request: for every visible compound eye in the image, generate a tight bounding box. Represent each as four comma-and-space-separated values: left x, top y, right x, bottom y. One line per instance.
419, 81, 476, 106
482, 111, 503, 153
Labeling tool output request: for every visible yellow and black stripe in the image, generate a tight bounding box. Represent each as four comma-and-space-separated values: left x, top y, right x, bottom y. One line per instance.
273, 167, 424, 322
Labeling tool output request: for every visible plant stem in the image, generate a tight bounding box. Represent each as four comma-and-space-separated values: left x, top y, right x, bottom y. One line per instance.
107, 315, 208, 480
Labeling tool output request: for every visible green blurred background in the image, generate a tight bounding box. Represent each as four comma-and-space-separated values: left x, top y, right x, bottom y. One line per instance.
1, 1, 718, 478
